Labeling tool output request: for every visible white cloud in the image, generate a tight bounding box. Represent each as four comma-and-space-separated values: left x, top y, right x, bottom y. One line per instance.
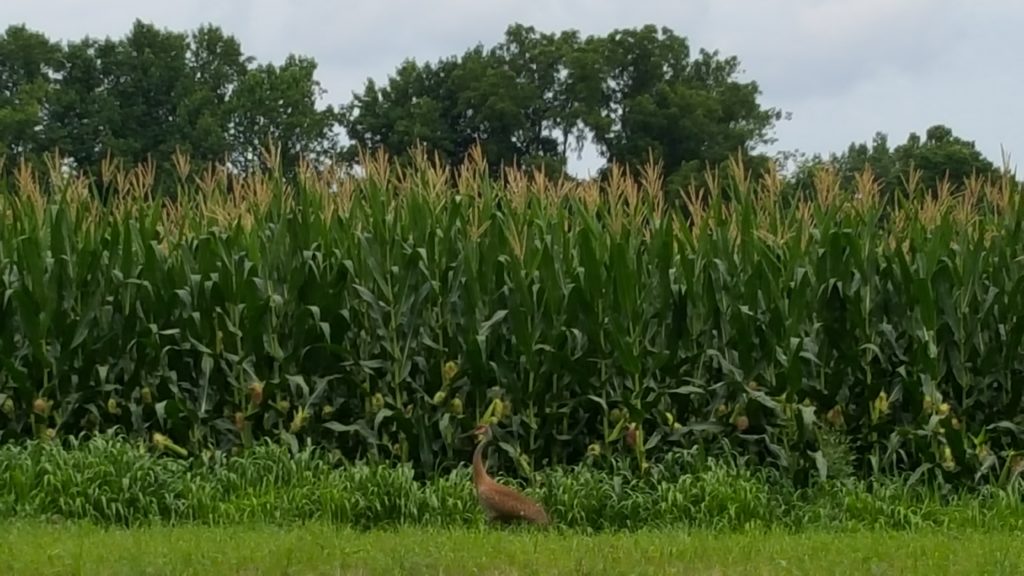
4, 0, 1021, 175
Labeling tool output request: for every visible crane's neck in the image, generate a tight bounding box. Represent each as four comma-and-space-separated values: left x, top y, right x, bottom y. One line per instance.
472, 436, 489, 485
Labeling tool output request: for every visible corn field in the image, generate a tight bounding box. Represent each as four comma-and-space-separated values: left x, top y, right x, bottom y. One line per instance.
1, 147, 1023, 487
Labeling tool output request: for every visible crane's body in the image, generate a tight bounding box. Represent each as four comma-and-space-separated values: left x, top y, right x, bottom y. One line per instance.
471, 425, 550, 526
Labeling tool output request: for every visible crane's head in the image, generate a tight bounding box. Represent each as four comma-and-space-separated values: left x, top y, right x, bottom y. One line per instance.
472, 423, 493, 442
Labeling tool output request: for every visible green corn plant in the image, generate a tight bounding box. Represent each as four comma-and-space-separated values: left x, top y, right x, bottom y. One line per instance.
1, 143, 1024, 490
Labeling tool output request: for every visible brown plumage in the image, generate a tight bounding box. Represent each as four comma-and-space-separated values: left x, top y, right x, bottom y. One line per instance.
471, 424, 550, 526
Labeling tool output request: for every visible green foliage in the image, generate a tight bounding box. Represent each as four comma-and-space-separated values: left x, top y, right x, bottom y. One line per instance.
581, 26, 784, 187
787, 124, 1011, 203
0, 25, 62, 167
1, 435, 1022, 531
229, 54, 343, 176
1, 149, 1024, 492
0, 20, 341, 185
341, 24, 783, 185
4, 18, 1007, 203
6, 524, 1024, 575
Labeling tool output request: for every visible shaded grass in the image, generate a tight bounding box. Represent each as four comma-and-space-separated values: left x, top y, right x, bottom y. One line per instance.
2, 436, 1024, 532
1, 522, 1022, 575
2, 434, 1024, 528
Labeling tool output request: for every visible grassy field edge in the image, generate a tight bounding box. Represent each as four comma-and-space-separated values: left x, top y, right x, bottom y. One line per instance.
3, 521, 1024, 575
2, 436, 1024, 532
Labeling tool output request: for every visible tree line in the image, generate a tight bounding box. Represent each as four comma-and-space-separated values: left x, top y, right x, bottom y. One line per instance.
0, 19, 1011, 199
0, 20, 338, 183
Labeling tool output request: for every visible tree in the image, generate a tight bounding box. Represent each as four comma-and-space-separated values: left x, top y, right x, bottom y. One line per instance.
340, 23, 785, 188
475, 24, 583, 175
341, 26, 583, 178
179, 24, 253, 167
47, 20, 206, 185
579, 25, 784, 189
0, 24, 62, 172
12, 20, 341, 188
893, 125, 1003, 193
788, 124, 1005, 202
93, 21, 194, 167
228, 54, 343, 175
45, 37, 110, 176
340, 57, 462, 169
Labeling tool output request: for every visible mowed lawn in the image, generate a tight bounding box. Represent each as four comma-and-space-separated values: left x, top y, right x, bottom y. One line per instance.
1, 522, 1022, 575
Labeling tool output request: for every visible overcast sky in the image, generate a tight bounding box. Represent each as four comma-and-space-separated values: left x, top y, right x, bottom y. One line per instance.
6, 0, 1022, 176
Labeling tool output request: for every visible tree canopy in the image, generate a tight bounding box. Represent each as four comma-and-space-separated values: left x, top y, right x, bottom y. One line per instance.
0, 19, 1011, 199
0, 20, 341, 187
341, 24, 785, 186
787, 124, 1007, 201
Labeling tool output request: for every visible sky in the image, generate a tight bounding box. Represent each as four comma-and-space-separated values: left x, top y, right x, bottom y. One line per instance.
5, 0, 1022, 177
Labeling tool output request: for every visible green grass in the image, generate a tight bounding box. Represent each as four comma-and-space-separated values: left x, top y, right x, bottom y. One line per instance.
2, 522, 1022, 575
3, 436, 1024, 532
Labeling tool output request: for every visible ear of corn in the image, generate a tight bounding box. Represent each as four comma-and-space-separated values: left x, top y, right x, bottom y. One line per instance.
1, 148, 1022, 486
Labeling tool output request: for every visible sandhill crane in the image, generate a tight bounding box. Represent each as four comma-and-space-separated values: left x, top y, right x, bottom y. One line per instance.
471, 424, 550, 526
